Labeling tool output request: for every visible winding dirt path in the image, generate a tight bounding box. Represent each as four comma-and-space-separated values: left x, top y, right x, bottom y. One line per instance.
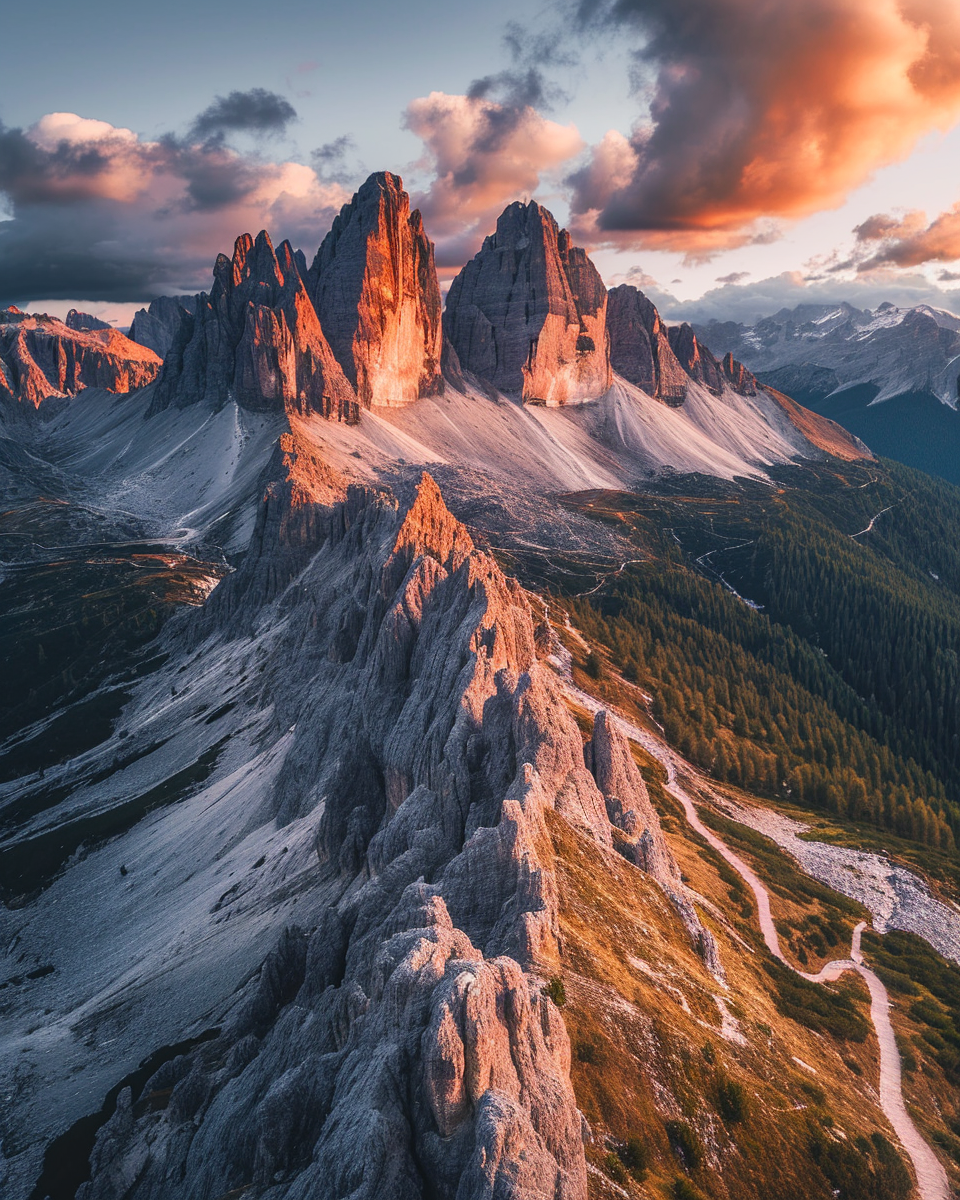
559, 674, 950, 1200
850, 503, 897, 538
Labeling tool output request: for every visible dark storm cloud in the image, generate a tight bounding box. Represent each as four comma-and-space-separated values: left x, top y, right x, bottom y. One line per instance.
0, 120, 115, 204
189, 88, 297, 141
0, 109, 347, 304
566, 0, 960, 254
310, 135, 358, 183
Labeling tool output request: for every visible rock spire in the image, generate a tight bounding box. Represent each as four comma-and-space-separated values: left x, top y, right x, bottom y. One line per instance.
309, 171, 443, 406
152, 230, 357, 419
443, 201, 611, 405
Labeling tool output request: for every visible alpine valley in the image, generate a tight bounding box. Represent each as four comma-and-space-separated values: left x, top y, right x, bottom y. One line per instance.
4, 171, 960, 1200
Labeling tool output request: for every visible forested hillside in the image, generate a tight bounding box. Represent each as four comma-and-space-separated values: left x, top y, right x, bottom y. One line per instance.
566, 459, 960, 857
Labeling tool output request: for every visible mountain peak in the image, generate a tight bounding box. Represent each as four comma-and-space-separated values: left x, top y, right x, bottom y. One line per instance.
444, 200, 611, 406
310, 170, 443, 407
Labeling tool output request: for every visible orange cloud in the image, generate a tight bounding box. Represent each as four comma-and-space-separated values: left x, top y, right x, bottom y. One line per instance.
404, 91, 583, 265
852, 203, 960, 269
570, 0, 960, 253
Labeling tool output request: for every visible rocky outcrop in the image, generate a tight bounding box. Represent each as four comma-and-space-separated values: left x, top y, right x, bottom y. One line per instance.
309, 172, 443, 407
128, 295, 198, 358
584, 711, 722, 976
667, 323, 725, 396
444, 201, 611, 406
666, 323, 757, 398
65, 309, 111, 333
0, 309, 161, 407
721, 351, 758, 395
152, 231, 357, 420
607, 284, 690, 404
585, 710, 680, 882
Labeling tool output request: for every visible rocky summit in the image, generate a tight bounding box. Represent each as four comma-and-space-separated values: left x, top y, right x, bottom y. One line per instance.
310, 172, 443, 407
443, 201, 611, 406
606, 284, 692, 405
0, 308, 161, 406
128, 296, 198, 359
151, 230, 357, 419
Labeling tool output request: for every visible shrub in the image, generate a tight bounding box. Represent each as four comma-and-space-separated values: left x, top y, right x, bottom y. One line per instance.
575, 1038, 599, 1064
618, 1136, 649, 1180
603, 1151, 628, 1184
584, 650, 604, 679
715, 1075, 749, 1123
665, 1119, 703, 1170
543, 977, 566, 1007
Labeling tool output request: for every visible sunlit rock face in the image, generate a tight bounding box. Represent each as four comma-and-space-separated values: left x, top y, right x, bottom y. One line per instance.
309, 172, 443, 407
152, 231, 357, 419
443, 201, 612, 406
0, 308, 161, 407
666, 323, 724, 395
720, 351, 758, 395
606, 284, 690, 405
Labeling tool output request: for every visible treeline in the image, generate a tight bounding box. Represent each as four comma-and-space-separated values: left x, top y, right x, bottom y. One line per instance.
569, 551, 959, 854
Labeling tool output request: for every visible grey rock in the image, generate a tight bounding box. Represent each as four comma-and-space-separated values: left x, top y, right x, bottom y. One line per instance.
128, 296, 198, 358
607, 284, 690, 404
65, 309, 112, 332
444, 201, 611, 405
152, 231, 357, 419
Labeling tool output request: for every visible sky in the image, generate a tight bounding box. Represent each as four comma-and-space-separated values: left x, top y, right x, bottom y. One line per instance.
4, 0, 960, 327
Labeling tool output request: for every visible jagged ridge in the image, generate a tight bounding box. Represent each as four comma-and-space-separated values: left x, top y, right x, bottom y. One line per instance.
72, 463, 717, 1200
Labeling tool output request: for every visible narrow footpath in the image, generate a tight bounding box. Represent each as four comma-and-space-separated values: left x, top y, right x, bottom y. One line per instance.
561, 674, 951, 1200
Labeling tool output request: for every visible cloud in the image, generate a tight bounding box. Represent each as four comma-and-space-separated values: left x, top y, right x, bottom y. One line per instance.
404, 91, 583, 266
190, 88, 297, 141
618, 265, 659, 288
653, 269, 960, 324
716, 270, 750, 285
847, 202, 960, 270
311, 135, 357, 183
568, 0, 960, 253
0, 111, 349, 305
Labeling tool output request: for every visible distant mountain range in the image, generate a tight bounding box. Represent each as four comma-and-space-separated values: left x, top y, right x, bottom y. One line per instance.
697, 301, 960, 483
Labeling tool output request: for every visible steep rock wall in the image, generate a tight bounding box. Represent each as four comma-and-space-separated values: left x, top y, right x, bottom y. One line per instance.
74, 465, 715, 1200
0, 309, 161, 407
152, 231, 356, 420
443, 202, 611, 406
310, 172, 443, 407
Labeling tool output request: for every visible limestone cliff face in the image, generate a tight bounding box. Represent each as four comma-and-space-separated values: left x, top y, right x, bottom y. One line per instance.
0, 309, 161, 407
607, 284, 691, 405
606, 293, 759, 404
128, 295, 197, 358
665, 323, 756, 398
75, 462, 720, 1200
152, 231, 357, 419
309, 172, 443, 407
443, 201, 612, 406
